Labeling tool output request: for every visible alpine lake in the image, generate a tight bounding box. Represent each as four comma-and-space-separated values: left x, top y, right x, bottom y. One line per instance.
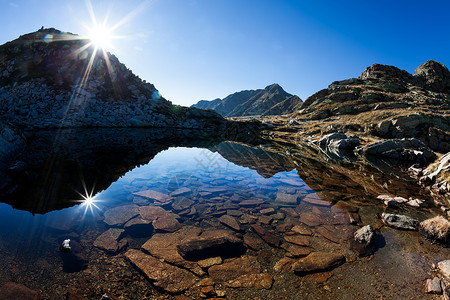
0, 128, 447, 299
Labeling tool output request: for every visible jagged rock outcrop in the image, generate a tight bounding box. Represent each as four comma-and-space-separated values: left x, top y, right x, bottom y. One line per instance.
192, 84, 302, 117
295, 60, 450, 153
0, 28, 225, 129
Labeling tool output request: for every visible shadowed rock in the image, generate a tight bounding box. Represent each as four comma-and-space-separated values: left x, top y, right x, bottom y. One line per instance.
381, 213, 418, 230
177, 230, 245, 261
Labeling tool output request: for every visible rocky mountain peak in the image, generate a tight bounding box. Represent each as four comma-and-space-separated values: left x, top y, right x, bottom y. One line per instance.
414, 59, 450, 92
359, 63, 413, 82
0, 28, 224, 129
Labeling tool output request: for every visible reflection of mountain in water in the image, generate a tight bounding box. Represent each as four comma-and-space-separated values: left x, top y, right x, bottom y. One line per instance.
0, 128, 223, 214
211, 142, 295, 178
212, 140, 428, 205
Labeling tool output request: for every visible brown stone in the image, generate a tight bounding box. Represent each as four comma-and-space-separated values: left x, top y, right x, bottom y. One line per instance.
280, 207, 299, 218
260, 208, 275, 214
282, 244, 311, 258
93, 228, 125, 253
153, 214, 182, 232
316, 225, 350, 244
284, 235, 311, 247
251, 224, 281, 247
243, 233, 265, 251
299, 212, 324, 227
239, 199, 265, 206
0, 282, 39, 300
133, 189, 170, 202
208, 256, 261, 282
275, 192, 298, 205
103, 204, 139, 226
139, 206, 169, 220
274, 257, 295, 273
125, 249, 198, 293
177, 230, 244, 261
198, 257, 222, 268
142, 227, 203, 272
304, 272, 334, 283
292, 252, 345, 274
291, 224, 313, 236
258, 215, 273, 225
218, 215, 241, 231
200, 285, 215, 297
302, 194, 330, 206
227, 273, 274, 290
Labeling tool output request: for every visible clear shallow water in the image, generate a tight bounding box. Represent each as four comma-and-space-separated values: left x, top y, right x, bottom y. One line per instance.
0, 139, 446, 299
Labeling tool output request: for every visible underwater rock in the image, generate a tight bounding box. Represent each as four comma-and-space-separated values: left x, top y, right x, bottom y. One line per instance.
292, 252, 345, 274
0, 282, 39, 300
208, 255, 261, 282
177, 230, 245, 261
284, 235, 311, 247
226, 273, 274, 290
251, 224, 281, 247
381, 213, 419, 230
103, 204, 139, 226
218, 215, 242, 231
124, 217, 153, 237
93, 228, 126, 253
125, 249, 198, 293
133, 190, 170, 203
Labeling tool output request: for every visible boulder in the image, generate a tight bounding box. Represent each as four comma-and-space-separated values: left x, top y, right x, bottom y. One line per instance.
125, 249, 198, 293
414, 60, 450, 92
437, 260, 450, 280
419, 216, 450, 245
319, 133, 361, 150
354, 225, 375, 246
381, 213, 418, 230
359, 138, 436, 163
292, 252, 345, 274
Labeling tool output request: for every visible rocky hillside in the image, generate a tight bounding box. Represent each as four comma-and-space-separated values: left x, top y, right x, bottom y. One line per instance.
192, 84, 302, 117
284, 60, 450, 153
0, 28, 224, 129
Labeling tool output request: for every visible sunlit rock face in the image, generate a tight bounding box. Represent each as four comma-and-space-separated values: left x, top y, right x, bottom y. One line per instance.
0, 28, 225, 129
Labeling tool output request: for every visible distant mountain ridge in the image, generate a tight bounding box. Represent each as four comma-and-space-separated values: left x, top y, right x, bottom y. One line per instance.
192, 84, 302, 117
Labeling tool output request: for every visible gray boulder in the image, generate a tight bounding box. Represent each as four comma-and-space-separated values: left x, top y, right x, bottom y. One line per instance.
358, 138, 436, 163
381, 213, 419, 230
319, 133, 361, 150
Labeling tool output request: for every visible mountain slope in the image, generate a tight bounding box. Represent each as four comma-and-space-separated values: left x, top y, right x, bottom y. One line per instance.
0, 28, 224, 129
192, 84, 302, 117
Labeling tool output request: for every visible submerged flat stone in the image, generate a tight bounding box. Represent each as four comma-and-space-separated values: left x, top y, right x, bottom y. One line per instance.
208, 255, 261, 282
284, 235, 311, 247
292, 252, 345, 274
133, 190, 170, 202
103, 205, 139, 226
170, 187, 192, 197
226, 273, 274, 290
218, 215, 242, 231
142, 226, 203, 272
299, 212, 324, 227
93, 228, 125, 253
239, 199, 265, 207
125, 249, 198, 293
139, 206, 182, 232
275, 192, 298, 205
177, 230, 244, 261
251, 224, 281, 247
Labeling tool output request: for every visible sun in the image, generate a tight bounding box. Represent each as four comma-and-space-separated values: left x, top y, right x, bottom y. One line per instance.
87, 24, 113, 50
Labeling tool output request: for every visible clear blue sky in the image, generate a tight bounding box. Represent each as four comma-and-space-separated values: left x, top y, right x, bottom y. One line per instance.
1, 0, 449, 106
